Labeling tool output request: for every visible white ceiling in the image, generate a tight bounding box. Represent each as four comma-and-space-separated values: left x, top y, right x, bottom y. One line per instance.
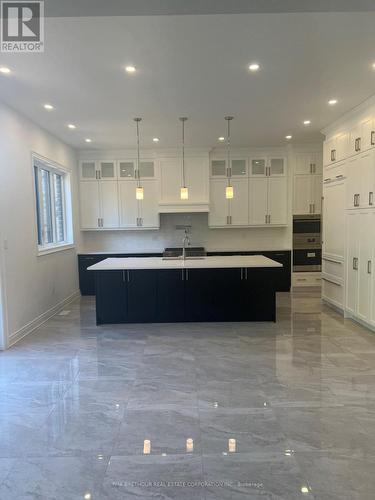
1, 12, 375, 150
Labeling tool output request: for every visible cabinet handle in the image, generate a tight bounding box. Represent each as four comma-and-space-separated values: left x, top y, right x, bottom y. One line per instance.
127, 270, 131, 282
245, 268, 248, 280
357, 194, 360, 206
181, 269, 184, 281
371, 131, 375, 146
312, 203, 315, 213
335, 174, 344, 179
353, 194, 357, 207
139, 217, 143, 226
357, 137, 361, 151
310, 163, 313, 174
368, 260, 372, 274
369, 192, 374, 206
240, 268, 243, 280
331, 150, 336, 162
265, 214, 267, 224
353, 257, 358, 270
186, 269, 189, 281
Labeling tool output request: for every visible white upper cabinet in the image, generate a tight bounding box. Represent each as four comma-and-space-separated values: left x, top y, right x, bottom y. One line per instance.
100, 181, 119, 227
295, 152, 323, 175
360, 151, 375, 208
322, 169, 346, 259
249, 178, 269, 225
249, 157, 286, 177
250, 158, 267, 176
118, 159, 156, 180
269, 157, 286, 176
210, 159, 227, 177
80, 181, 100, 228
118, 180, 138, 228
349, 123, 362, 155
361, 117, 375, 151
98, 161, 117, 180
268, 177, 288, 224
229, 179, 249, 226
209, 179, 230, 226
80, 161, 97, 181
346, 155, 362, 209
159, 156, 209, 212
293, 175, 312, 214
139, 180, 160, 228
118, 179, 159, 229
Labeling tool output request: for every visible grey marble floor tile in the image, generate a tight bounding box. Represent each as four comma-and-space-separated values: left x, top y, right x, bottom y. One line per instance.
202, 452, 313, 499
200, 409, 289, 454
0, 458, 16, 485
39, 402, 123, 456
197, 380, 268, 410
0, 357, 79, 384
274, 406, 375, 456
295, 451, 375, 500
99, 454, 205, 499
137, 352, 196, 383
114, 408, 201, 455
127, 379, 198, 410
75, 356, 138, 381
0, 456, 108, 500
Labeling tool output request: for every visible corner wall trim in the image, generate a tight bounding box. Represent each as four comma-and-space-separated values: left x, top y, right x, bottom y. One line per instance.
7, 290, 81, 348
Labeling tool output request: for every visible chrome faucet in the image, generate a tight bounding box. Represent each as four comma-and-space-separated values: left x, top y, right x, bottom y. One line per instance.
182, 228, 190, 260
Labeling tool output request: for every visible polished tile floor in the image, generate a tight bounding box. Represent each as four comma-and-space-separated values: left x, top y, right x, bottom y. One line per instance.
1, 291, 375, 499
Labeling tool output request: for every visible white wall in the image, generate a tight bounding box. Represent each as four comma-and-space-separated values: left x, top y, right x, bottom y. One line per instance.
0, 102, 80, 348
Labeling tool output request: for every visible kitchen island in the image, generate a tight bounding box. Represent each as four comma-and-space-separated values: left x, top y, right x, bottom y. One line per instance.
88, 255, 283, 324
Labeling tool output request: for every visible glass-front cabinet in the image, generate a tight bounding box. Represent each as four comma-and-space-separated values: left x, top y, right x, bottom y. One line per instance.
118, 160, 155, 180
210, 158, 247, 177
79, 160, 117, 180
250, 157, 286, 177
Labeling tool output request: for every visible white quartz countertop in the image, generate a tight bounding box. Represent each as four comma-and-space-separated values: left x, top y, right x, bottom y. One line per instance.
87, 255, 283, 271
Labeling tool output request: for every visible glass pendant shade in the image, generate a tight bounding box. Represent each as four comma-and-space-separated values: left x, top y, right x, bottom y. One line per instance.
225, 185, 234, 199
180, 186, 189, 200
136, 186, 144, 200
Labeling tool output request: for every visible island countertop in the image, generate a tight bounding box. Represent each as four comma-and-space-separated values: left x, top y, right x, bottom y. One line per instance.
87, 255, 283, 271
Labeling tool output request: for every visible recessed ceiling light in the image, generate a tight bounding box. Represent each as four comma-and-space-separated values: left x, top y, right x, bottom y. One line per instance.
328, 99, 338, 105
68, 124, 76, 129
218, 136, 225, 142
249, 63, 260, 72
125, 65, 136, 73
85, 138, 92, 143
152, 137, 159, 143
372, 62, 375, 69
44, 103, 54, 110
303, 120, 311, 125
285, 135, 292, 140
0, 66, 11, 74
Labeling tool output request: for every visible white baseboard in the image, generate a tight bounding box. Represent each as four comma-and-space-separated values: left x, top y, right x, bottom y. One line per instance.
7, 290, 81, 348
321, 296, 344, 314
344, 312, 375, 334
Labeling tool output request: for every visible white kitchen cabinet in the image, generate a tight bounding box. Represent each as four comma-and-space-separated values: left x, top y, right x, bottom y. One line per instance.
322, 172, 346, 260
100, 181, 119, 227
210, 158, 247, 178
119, 180, 159, 229
361, 117, 375, 151
293, 175, 311, 215
349, 123, 362, 156
249, 157, 286, 177
79, 161, 97, 181
209, 179, 248, 227
249, 177, 287, 226
119, 181, 138, 228
249, 178, 269, 225
295, 152, 322, 175
346, 210, 375, 327
139, 180, 160, 228
346, 211, 360, 316
230, 179, 249, 225
159, 156, 209, 212
118, 159, 156, 180
346, 155, 362, 209
209, 179, 229, 226
268, 177, 288, 224
80, 181, 100, 229
357, 212, 373, 322
80, 180, 119, 229
293, 173, 322, 215
360, 151, 375, 208
323, 138, 337, 166
79, 160, 117, 181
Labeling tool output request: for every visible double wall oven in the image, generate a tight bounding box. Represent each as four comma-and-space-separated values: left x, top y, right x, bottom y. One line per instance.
293, 215, 321, 272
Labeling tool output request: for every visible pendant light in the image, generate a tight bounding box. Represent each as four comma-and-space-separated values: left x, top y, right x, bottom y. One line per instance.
134, 117, 144, 200
225, 116, 234, 199
179, 117, 188, 200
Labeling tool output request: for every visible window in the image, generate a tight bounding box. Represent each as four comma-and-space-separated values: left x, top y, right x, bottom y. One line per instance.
33, 156, 74, 254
